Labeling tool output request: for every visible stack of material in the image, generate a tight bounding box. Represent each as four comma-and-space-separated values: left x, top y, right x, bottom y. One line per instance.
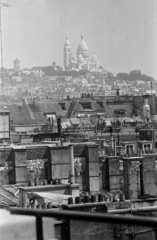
27, 192, 72, 205
0, 185, 19, 208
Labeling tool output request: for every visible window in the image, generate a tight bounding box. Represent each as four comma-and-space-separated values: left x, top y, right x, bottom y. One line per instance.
143, 143, 152, 153
59, 103, 66, 110
125, 144, 135, 155
81, 102, 92, 109
97, 102, 104, 108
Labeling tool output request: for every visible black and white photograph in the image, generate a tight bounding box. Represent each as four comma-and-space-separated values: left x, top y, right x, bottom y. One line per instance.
0, 0, 157, 239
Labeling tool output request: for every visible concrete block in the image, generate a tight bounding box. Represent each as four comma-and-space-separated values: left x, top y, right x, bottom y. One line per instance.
15, 166, 27, 182
14, 150, 27, 166
143, 170, 157, 195
143, 162, 155, 171
87, 145, 99, 162
75, 176, 87, 191
69, 220, 113, 240
109, 176, 120, 191
51, 164, 69, 179
68, 184, 80, 199
89, 162, 99, 177
129, 183, 139, 199
108, 158, 119, 176
89, 177, 100, 192
50, 148, 69, 164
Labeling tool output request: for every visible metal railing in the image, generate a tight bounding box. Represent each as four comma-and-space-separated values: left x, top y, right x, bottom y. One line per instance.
9, 208, 157, 240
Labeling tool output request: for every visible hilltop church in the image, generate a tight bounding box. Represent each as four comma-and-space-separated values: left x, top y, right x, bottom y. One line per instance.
63, 35, 98, 71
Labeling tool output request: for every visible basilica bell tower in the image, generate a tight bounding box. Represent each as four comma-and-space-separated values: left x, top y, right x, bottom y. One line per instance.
63, 37, 71, 68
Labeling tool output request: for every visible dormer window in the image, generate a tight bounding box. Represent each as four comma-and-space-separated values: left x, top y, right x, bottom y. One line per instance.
114, 109, 126, 117
97, 102, 104, 108
80, 102, 92, 109
59, 103, 66, 110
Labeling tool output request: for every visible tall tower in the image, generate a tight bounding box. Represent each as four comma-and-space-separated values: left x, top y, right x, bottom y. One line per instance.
63, 37, 71, 68
13, 58, 20, 71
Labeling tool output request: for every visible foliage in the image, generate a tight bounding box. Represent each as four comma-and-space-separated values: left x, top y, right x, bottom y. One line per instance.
117, 69, 155, 82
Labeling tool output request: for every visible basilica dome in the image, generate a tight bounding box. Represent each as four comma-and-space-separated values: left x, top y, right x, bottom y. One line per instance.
77, 35, 89, 59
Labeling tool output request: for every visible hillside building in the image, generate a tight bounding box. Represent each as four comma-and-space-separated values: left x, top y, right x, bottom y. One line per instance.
63, 35, 98, 71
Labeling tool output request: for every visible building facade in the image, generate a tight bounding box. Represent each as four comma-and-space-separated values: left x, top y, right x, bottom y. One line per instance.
63, 35, 98, 71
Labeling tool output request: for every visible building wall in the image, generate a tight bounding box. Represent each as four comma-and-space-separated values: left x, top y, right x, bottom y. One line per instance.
0, 113, 10, 140
0, 144, 99, 191
133, 95, 156, 116
14, 125, 42, 133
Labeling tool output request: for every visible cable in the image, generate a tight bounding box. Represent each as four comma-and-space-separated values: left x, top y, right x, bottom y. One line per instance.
0, 0, 3, 92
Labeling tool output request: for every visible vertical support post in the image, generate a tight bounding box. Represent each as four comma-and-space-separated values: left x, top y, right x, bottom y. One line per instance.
111, 134, 114, 150
36, 216, 43, 240
114, 139, 117, 156
69, 145, 75, 184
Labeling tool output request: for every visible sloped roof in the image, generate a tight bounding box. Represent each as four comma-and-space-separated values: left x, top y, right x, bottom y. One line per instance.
67, 100, 105, 118
0, 185, 19, 207
70, 118, 80, 125
67, 101, 79, 118
91, 101, 104, 111
27, 101, 67, 119
7, 103, 41, 125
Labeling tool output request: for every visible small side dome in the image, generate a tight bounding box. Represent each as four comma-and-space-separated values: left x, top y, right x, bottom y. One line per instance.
78, 54, 84, 63
14, 58, 20, 63
92, 52, 98, 62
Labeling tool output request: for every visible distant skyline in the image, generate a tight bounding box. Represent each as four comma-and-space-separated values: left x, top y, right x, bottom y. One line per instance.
1, 0, 157, 79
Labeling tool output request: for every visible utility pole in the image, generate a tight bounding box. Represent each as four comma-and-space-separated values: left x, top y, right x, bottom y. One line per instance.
0, 1, 9, 93
151, 81, 153, 116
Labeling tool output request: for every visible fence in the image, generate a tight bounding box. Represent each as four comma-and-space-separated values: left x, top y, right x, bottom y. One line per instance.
9, 208, 157, 240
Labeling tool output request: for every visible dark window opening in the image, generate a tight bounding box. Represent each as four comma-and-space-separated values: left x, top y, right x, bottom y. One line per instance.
97, 102, 104, 108
59, 103, 66, 110
81, 102, 92, 109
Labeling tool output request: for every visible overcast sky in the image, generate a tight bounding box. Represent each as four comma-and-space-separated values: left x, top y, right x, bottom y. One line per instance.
1, 0, 157, 78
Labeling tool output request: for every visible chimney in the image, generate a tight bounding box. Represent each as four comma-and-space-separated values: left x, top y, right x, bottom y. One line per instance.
33, 97, 37, 105
57, 117, 61, 136
69, 145, 75, 184
143, 98, 150, 123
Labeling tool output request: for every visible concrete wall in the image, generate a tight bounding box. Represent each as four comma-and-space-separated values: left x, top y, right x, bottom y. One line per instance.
49, 146, 70, 181
1, 144, 99, 193
101, 156, 120, 192
0, 149, 12, 185
1, 145, 157, 202
123, 157, 143, 199
142, 154, 157, 196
